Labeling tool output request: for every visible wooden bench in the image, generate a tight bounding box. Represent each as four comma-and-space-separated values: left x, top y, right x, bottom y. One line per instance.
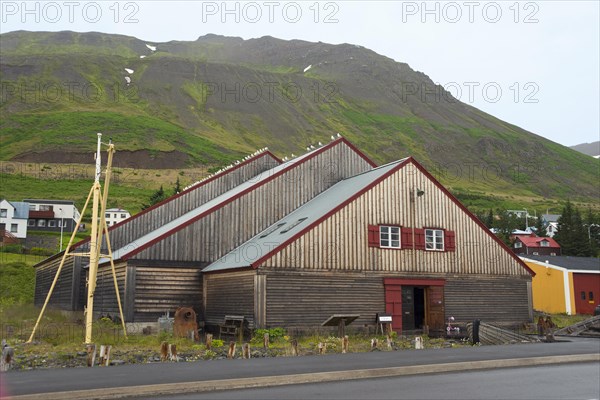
219, 315, 245, 340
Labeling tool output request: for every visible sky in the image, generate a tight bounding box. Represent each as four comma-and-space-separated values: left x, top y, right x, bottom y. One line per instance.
1, 0, 599, 147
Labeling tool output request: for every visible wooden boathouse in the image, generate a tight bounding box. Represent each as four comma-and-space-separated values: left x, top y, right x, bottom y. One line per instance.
34, 138, 534, 333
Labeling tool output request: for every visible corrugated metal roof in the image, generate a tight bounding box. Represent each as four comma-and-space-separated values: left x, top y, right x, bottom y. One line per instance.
521, 255, 600, 272
203, 159, 408, 272
12, 202, 30, 219
106, 148, 329, 261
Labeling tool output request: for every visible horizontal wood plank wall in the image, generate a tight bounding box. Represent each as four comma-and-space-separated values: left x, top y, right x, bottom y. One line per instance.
445, 275, 531, 324
34, 255, 76, 310
205, 271, 256, 328
133, 266, 203, 322
134, 142, 373, 262
263, 163, 530, 277
91, 262, 127, 319
264, 270, 384, 328
103, 155, 280, 251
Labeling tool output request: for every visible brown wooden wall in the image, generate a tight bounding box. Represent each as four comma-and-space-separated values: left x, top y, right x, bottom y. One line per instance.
92, 262, 127, 319
260, 269, 531, 329
263, 162, 530, 278
34, 255, 84, 311
134, 141, 373, 262
97, 153, 280, 252
204, 270, 256, 328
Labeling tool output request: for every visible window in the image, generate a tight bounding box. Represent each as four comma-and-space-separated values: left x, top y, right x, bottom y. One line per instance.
121, 213, 126, 218
540, 240, 549, 247
10, 224, 17, 233
590, 292, 594, 301
105, 213, 110, 219
114, 213, 118, 218
37, 219, 46, 227
48, 220, 56, 227
29, 204, 36, 211
425, 229, 444, 251
0, 209, 7, 218
28, 220, 35, 227
581, 291, 586, 300
532, 252, 539, 255
39, 205, 51, 211
380, 226, 400, 248
514, 241, 522, 248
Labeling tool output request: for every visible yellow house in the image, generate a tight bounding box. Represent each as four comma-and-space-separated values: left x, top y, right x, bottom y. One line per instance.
522, 255, 600, 315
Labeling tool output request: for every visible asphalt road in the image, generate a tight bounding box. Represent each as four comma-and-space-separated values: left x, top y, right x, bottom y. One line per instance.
2, 337, 599, 398
158, 362, 600, 400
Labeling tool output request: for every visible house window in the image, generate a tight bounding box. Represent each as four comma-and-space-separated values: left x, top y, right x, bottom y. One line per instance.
380, 226, 400, 248
38, 219, 46, 227
514, 241, 522, 248
540, 240, 549, 247
10, 224, 17, 233
114, 213, 117, 218
425, 229, 444, 251
48, 220, 56, 227
0, 209, 7, 218
121, 213, 126, 218
28, 220, 35, 227
105, 213, 110, 219
39, 205, 51, 211
29, 204, 36, 210
590, 292, 594, 301
532, 252, 539, 255
581, 291, 586, 300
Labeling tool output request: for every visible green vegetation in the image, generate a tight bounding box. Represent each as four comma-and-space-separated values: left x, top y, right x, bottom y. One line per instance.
0, 262, 35, 305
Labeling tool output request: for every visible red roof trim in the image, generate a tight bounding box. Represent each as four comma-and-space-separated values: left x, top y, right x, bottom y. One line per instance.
252, 157, 535, 277
122, 138, 372, 260
72, 151, 282, 250
251, 158, 411, 268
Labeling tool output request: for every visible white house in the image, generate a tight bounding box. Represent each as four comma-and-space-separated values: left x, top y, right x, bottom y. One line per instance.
0, 199, 30, 239
105, 208, 131, 226
24, 199, 81, 233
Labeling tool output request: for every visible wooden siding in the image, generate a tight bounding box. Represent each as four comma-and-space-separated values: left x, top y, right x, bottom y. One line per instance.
34, 255, 83, 310
133, 141, 373, 262
204, 271, 256, 328
444, 275, 531, 323
263, 162, 529, 277
92, 262, 127, 319
262, 269, 531, 328
97, 154, 280, 252
133, 266, 203, 322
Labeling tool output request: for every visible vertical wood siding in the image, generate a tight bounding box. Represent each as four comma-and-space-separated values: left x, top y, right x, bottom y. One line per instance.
204, 271, 256, 328
133, 142, 373, 262
92, 262, 128, 318
102, 154, 280, 252
263, 163, 530, 278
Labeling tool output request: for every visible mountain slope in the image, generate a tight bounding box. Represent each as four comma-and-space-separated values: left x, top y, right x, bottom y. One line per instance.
0, 30, 598, 202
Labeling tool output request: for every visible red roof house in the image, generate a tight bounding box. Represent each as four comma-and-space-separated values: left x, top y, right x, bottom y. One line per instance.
513, 235, 561, 256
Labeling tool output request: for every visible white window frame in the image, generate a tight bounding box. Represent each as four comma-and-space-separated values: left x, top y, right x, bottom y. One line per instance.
380, 226, 400, 248
0, 209, 7, 218
37, 219, 46, 227
28, 220, 35, 227
514, 241, 523, 248
10, 224, 18, 233
48, 220, 56, 228
425, 229, 445, 251
540, 240, 549, 247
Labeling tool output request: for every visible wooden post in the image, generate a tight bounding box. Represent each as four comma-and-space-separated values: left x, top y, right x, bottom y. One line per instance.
206, 333, 213, 350
86, 344, 96, 367
318, 342, 326, 355
98, 345, 112, 366
341, 335, 349, 354
370, 338, 378, 350
415, 336, 424, 350
338, 319, 346, 338
1, 340, 14, 372
160, 341, 169, 362
263, 332, 269, 349
227, 341, 236, 359
386, 333, 393, 350
169, 344, 178, 361
291, 339, 299, 356
242, 343, 251, 359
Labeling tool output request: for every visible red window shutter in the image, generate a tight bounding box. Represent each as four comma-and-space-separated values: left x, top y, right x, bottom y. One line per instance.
368, 225, 380, 248
401, 227, 413, 249
414, 228, 426, 250
445, 230, 456, 252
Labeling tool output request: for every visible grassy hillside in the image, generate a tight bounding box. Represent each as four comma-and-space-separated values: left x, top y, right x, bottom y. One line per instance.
1, 31, 598, 206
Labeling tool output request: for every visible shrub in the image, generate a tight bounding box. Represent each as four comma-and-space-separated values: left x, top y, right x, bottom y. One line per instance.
211, 339, 224, 347
0, 244, 25, 254
254, 327, 286, 341
29, 247, 55, 256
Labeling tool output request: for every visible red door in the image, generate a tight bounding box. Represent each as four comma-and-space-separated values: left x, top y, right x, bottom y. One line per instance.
385, 285, 403, 331
573, 273, 600, 314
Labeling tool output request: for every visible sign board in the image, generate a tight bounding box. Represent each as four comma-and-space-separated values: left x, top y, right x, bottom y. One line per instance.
377, 313, 392, 323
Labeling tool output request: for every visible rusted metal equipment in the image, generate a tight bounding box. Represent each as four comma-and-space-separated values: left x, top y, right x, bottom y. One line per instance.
173, 307, 199, 341
554, 315, 600, 337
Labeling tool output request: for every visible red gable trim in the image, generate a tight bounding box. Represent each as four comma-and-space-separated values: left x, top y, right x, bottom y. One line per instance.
252, 157, 535, 277
251, 158, 411, 268
121, 138, 375, 260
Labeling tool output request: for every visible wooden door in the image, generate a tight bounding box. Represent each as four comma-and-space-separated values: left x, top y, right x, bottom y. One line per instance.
401, 286, 415, 331
426, 286, 445, 333
385, 285, 403, 331
573, 274, 600, 314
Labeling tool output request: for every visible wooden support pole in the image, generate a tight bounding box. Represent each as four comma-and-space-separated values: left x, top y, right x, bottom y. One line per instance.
341, 335, 349, 354
206, 333, 213, 350
86, 344, 96, 367
227, 341, 236, 359
291, 339, 298, 356
242, 343, 251, 359
318, 342, 326, 355
263, 332, 269, 349
160, 341, 169, 362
